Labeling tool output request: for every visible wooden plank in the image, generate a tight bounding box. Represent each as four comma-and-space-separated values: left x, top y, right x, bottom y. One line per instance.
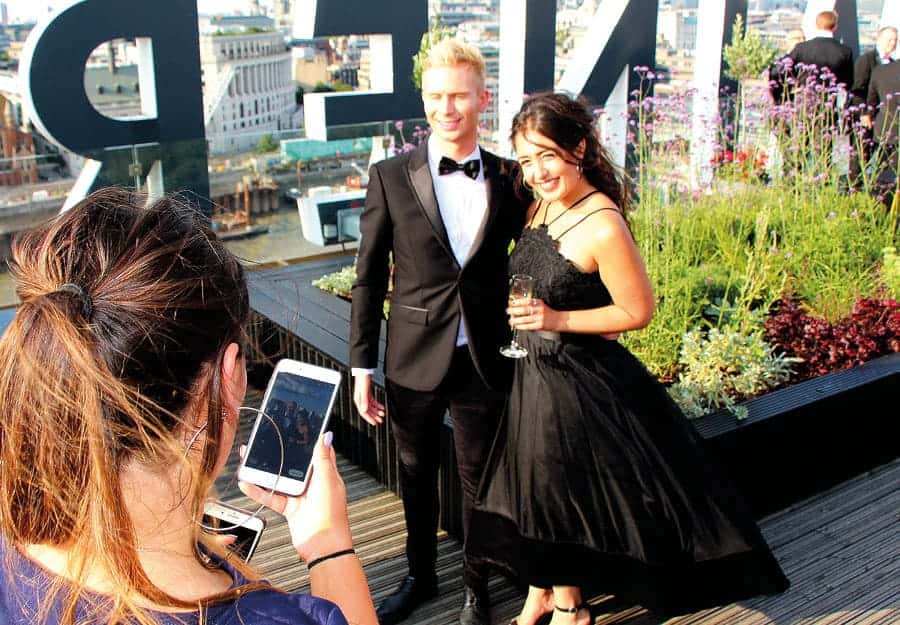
217, 380, 900, 625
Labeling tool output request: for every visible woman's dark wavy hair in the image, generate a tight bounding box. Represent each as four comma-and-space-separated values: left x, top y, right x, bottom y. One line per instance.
511, 92, 631, 216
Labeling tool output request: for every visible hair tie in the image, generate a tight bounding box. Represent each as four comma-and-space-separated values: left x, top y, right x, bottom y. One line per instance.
55, 283, 93, 319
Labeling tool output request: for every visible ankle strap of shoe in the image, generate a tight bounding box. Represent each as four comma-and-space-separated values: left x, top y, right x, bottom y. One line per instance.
554, 605, 579, 614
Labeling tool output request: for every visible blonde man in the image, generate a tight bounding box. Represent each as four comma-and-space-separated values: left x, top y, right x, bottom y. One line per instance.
350, 38, 528, 625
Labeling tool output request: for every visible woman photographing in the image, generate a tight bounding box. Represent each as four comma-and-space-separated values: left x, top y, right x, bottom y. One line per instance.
0, 188, 376, 625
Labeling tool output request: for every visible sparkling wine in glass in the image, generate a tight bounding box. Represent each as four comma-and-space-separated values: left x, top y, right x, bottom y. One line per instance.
500, 274, 534, 358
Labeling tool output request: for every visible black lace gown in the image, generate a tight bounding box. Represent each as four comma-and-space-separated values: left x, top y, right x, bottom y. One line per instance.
468, 225, 789, 615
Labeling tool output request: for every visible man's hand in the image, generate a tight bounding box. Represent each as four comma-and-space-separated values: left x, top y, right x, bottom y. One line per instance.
353, 373, 385, 426
861, 114, 873, 130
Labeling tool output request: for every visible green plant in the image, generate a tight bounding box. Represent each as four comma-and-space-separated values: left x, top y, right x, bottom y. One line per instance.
311, 264, 390, 318
311, 264, 356, 297
883, 247, 900, 298
411, 21, 455, 90
668, 327, 797, 419
722, 15, 777, 82
256, 134, 278, 154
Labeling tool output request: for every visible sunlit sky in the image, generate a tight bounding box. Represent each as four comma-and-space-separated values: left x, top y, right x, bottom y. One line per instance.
3, 0, 265, 24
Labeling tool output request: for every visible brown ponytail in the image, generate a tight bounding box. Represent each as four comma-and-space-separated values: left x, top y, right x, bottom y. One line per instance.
0, 187, 252, 624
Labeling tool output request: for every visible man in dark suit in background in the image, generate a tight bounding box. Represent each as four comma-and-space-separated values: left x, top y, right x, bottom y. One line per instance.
788, 11, 854, 90
783, 11, 855, 170
848, 27, 897, 189
350, 38, 526, 625
863, 57, 900, 204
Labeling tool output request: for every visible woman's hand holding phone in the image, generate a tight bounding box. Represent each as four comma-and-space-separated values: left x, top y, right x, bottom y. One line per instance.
238, 431, 353, 563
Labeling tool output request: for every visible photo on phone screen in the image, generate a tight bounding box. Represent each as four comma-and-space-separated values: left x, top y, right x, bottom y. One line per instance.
201, 502, 265, 562
239, 361, 340, 494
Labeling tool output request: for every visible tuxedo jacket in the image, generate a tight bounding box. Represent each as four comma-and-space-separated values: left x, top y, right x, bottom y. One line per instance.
350, 143, 527, 392
868, 62, 900, 145
789, 37, 854, 89
849, 49, 880, 109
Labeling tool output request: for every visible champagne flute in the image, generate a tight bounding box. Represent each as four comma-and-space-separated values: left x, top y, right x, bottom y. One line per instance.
500, 274, 535, 358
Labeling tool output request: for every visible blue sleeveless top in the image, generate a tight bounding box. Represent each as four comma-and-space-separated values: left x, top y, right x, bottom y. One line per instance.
0, 535, 348, 625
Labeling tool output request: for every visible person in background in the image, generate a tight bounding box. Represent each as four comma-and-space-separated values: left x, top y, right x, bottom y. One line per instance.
788, 11, 854, 91
350, 37, 527, 625
862, 50, 900, 205
0, 188, 377, 625
848, 26, 897, 190
768, 28, 807, 104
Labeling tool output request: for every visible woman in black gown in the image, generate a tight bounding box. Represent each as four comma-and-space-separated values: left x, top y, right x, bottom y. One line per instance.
468, 93, 789, 625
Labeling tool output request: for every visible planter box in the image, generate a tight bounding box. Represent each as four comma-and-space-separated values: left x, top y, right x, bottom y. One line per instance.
693, 352, 900, 517
247, 260, 900, 538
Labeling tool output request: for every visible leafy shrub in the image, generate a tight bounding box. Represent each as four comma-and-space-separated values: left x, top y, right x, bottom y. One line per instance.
311, 263, 391, 318
883, 247, 900, 299
668, 327, 797, 420
312, 264, 356, 297
764, 298, 900, 380
722, 15, 778, 82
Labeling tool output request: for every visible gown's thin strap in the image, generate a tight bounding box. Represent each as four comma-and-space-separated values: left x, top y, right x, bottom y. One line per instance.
544, 190, 601, 229
555, 207, 621, 240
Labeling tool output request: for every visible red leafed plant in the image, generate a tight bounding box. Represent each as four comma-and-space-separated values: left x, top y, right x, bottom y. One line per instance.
764, 298, 900, 381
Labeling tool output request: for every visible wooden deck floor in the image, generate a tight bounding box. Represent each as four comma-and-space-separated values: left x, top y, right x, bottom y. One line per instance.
216, 399, 899, 625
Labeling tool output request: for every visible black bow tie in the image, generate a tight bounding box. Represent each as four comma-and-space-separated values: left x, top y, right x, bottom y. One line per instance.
438, 156, 481, 180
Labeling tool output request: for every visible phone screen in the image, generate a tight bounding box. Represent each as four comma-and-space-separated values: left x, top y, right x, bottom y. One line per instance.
201, 514, 261, 562
244, 372, 336, 483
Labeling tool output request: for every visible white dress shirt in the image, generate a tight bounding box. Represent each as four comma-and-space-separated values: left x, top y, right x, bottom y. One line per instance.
427, 133, 489, 347
351, 136, 489, 377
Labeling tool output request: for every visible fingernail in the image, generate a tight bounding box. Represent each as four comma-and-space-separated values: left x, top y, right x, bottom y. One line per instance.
323, 431, 334, 447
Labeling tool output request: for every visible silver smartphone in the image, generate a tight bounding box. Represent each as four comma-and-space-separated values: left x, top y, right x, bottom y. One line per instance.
201, 500, 266, 562
237, 359, 342, 496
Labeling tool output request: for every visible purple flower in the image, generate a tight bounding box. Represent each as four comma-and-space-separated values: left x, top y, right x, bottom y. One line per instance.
826, 211, 837, 220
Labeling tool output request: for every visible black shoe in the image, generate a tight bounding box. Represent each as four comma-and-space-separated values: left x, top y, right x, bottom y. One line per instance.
458, 585, 490, 625
376, 575, 438, 625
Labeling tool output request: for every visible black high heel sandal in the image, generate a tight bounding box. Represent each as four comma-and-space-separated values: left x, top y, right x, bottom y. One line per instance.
554, 603, 591, 624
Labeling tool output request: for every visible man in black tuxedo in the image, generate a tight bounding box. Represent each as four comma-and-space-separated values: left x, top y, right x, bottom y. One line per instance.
788, 11, 854, 90
848, 27, 897, 189
782, 11, 854, 170
350, 38, 527, 625
863, 57, 900, 203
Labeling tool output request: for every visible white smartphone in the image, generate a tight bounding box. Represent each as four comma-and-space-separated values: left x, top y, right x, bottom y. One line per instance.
238, 359, 342, 496
201, 500, 266, 562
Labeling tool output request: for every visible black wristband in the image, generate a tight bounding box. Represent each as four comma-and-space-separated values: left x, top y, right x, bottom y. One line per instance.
307, 548, 356, 570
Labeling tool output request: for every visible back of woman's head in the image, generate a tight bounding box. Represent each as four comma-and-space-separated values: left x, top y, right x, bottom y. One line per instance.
0, 187, 249, 620
511, 92, 630, 213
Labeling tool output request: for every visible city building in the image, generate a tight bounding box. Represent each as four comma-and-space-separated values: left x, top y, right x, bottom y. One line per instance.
658, 9, 698, 55
455, 21, 499, 135
433, 0, 497, 27
198, 14, 275, 36
200, 29, 295, 154
273, 0, 293, 32
0, 99, 37, 186
292, 44, 329, 90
